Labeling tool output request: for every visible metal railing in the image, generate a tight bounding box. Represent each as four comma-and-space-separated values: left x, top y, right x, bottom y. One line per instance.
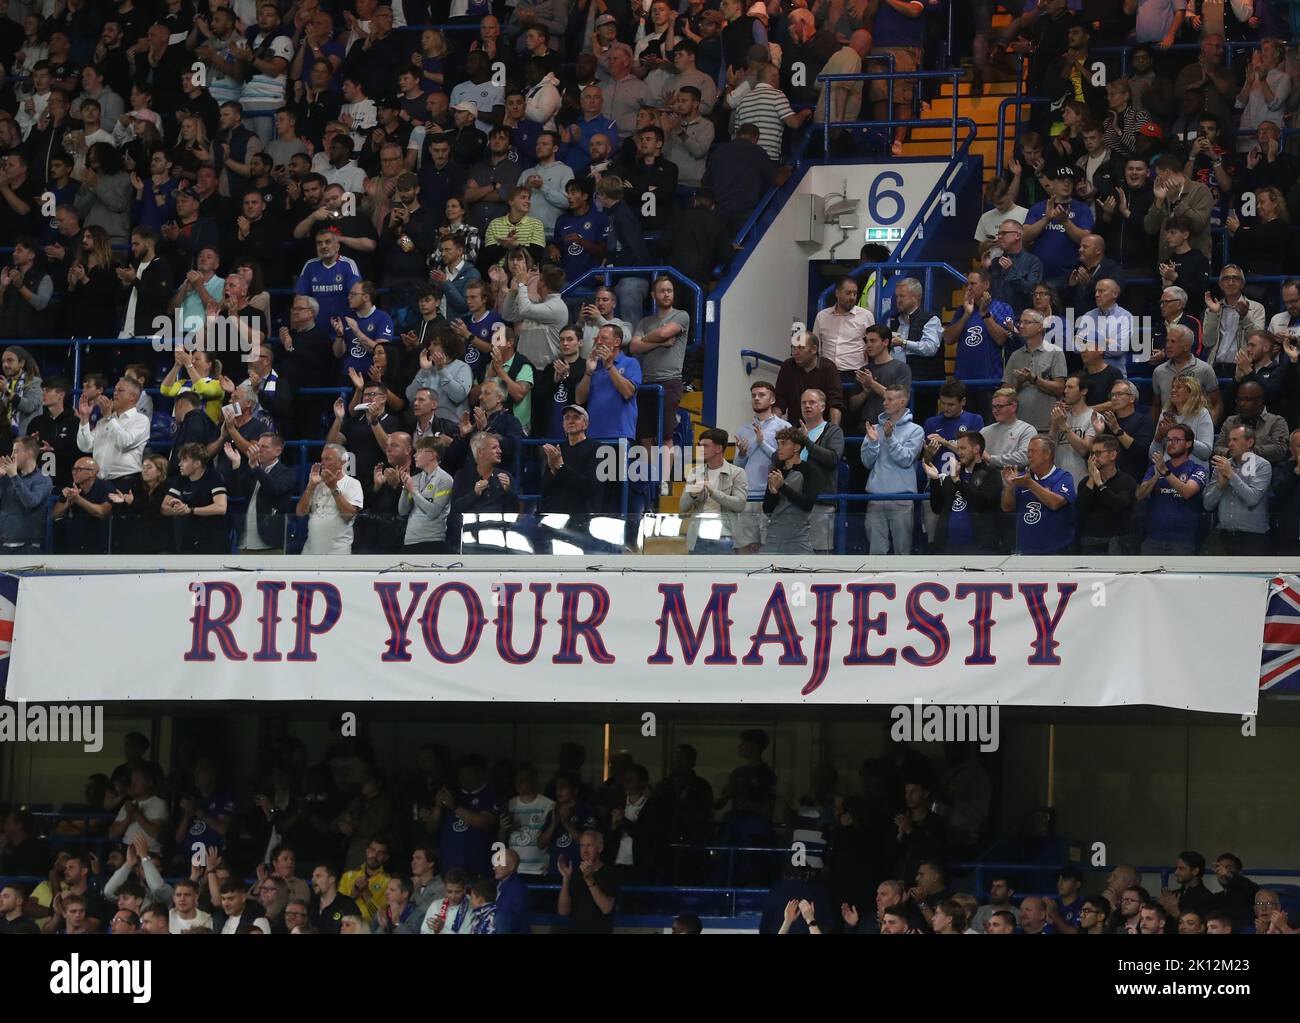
816, 70, 977, 159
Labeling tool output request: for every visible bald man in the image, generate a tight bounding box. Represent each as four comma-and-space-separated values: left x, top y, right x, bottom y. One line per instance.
1066, 234, 1125, 313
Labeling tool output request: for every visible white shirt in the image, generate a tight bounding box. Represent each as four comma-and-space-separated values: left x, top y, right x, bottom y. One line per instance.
112, 795, 169, 854
220, 912, 271, 934
169, 908, 213, 934
311, 153, 368, 194
974, 204, 1028, 243
304, 473, 364, 554
420, 897, 474, 934
76, 406, 150, 480
616, 794, 647, 866
813, 304, 875, 371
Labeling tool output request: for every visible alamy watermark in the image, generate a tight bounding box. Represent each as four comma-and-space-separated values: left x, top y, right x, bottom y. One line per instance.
146, 312, 263, 364
890, 698, 999, 753
0, 701, 104, 753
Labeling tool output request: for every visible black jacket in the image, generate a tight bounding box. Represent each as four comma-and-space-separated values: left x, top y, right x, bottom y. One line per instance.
232, 458, 298, 549
606, 793, 667, 883
124, 257, 176, 337
800, 421, 845, 508
928, 463, 1003, 552
451, 464, 520, 514
539, 436, 604, 518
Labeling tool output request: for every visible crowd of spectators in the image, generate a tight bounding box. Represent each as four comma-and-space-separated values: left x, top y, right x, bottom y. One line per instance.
1, 723, 1293, 935
3, 2, 1300, 555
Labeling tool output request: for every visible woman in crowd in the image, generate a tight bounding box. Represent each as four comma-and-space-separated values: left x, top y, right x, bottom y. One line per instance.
1153, 375, 1215, 462
65, 225, 119, 340
161, 347, 225, 424
108, 453, 172, 555
74, 142, 132, 245
1226, 186, 1290, 284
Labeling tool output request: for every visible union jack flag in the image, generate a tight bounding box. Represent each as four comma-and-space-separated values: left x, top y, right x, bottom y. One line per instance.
0, 573, 16, 697
1260, 576, 1300, 691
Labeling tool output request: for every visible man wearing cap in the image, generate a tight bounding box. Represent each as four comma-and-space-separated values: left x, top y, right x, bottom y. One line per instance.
519, 131, 574, 239
540, 405, 605, 519
1022, 166, 1094, 286
446, 102, 488, 167
450, 52, 505, 135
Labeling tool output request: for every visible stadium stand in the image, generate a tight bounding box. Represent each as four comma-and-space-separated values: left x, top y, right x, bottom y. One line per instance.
4, 0, 1300, 944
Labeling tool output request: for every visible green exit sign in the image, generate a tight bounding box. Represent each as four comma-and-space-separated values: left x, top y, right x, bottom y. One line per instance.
865, 228, 904, 241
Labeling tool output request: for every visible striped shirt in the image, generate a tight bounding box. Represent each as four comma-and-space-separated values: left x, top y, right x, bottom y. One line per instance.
730, 84, 794, 162
483, 215, 546, 263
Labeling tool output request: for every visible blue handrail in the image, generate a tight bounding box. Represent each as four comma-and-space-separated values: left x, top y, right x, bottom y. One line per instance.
816, 69, 971, 157
995, 95, 1053, 179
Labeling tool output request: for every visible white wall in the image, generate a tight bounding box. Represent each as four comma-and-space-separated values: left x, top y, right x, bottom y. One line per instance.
713, 161, 947, 431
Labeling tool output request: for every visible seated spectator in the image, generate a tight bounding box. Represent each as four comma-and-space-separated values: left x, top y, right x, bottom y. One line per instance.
923, 431, 1003, 555
678, 427, 747, 553
452, 431, 519, 514
860, 385, 924, 555
1153, 375, 1215, 463
1075, 434, 1136, 555
162, 443, 230, 555
420, 868, 474, 934
761, 426, 816, 555
296, 443, 364, 555
0, 437, 52, 554
1000, 435, 1077, 555
398, 436, 453, 554
1203, 424, 1273, 556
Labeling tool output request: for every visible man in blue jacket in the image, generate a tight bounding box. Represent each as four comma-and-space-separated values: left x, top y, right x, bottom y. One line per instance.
0, 437, 53, 553
860, 385, 925, 554
493, 848, 532, 934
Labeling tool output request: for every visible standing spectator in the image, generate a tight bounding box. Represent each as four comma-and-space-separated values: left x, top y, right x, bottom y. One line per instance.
1022, 167, 1094, 287
1153, 285, 1203, 361
679, 427, 747, 553
308, 864, 361, 936
703, 123, 785, 233
762, 426, 817, 555
945, 270, 1014, 388
433, 755, 502, 878
733, 381, 790, 553
556, 830, 620, 934
600, 44, 652, 139
518, 131, 575, 239
630, 275, 689, 460
1075, 434, 1136, 554
296, 443, 364, 555
1096, 380, 1157, 483
1049, 375, 1097, 486
452, 431, 519, 514
1151, 323, 1222, 426
869, 0, 928, 156
0, 241, 55, 342
794, 389, 845, 555
119, 226, 176, 339
986, 220, 1043, 312
398, 437, 453, 553
847, 325, 912, 435
728, 64, 809, 163
860, 385, 924, 555
538, 404, 605, 519
1000, 436, 1077, 555
0, 437, 52, 553
27, 377, 79, 489
296, 226, 362, 333
814, 276, 874, 380
1153, 375, 1215, 462
74, 142, 132, 245
1215, 381, 1288, 465
0, 344, 43, 443
1143, 154, 1213, 261
1203, 424, 1272, 555
1231, 331, 1286, 412
620, 124, 679, 233
162, 443, 229, 555
609, 764, 665, 884
108, 767, 170, 856
774, 332, 844, 427
923, 432, 1004, 554
1234, 39, 1290, 152
660, 87, 713, 188
1003, 310, 1067, 433
75, 377, 149, 489
1202, 266, 1265, 378
499, 263, 568, 370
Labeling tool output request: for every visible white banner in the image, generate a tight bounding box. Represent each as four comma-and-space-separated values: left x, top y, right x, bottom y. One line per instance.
5, 572, 1266, 713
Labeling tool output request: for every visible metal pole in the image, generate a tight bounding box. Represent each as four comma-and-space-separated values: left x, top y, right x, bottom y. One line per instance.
1046, 723, 1056, 807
